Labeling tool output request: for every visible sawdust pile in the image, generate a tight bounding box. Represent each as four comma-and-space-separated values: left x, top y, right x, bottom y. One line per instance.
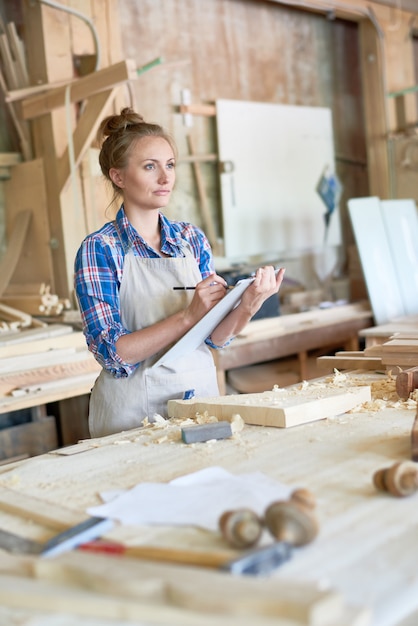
318, 369, 418, 413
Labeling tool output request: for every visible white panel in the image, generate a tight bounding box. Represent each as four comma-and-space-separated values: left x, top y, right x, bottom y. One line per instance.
381, 199, 418, 316
216, 99, 341, 259
348, 196, 406, 325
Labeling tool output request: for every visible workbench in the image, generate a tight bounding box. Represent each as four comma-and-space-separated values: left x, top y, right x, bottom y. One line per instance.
0, 371, 416, 626
213, 301, 373, 393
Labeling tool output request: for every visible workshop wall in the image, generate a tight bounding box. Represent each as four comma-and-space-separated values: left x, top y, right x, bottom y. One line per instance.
0, 0, 416, 301
119, 0, 368, 253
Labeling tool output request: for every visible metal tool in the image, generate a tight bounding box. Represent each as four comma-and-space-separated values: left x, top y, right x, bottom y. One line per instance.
0, 516, 113, 558
221, 541, 292, 575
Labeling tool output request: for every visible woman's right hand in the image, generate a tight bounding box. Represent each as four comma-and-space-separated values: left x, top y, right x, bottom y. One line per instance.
184, 273, 228, 325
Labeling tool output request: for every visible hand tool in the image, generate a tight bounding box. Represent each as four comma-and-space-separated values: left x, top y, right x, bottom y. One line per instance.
181, 420, 233, 443
396, 365, 418, 400
373, 461, 418, 497
79, 539, 292, 575
0, 516, 113, 558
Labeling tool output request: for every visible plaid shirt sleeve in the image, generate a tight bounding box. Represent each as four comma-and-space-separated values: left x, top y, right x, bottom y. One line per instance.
74, 233, 136, 378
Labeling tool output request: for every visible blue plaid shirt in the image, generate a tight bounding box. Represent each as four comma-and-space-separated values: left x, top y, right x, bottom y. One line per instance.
74, 206, 215, 377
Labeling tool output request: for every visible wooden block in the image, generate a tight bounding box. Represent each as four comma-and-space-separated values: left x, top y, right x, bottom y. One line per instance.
396, 366, 418, 400
181, 421, 232, 443
168, 385, 371, 428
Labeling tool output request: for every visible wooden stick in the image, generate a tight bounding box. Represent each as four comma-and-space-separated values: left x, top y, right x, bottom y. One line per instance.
187, 134, 219, 255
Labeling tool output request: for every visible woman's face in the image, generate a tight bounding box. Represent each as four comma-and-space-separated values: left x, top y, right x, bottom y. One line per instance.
110, 135, 176, 211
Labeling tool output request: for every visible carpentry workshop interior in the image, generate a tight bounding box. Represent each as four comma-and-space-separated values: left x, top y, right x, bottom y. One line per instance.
0, 0, 418, 624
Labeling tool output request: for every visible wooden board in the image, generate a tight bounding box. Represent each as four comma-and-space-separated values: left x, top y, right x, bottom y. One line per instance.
348, 196, 407, 324
4, 159, 55, 292
216, 99, 340, 259
168, 385, 371, 428
316, 355, 383, 373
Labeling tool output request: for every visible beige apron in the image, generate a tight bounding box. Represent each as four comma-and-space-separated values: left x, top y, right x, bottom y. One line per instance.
88, 242, 219, 437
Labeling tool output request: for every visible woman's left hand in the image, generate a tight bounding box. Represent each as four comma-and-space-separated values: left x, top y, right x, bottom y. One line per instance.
239, 266, 285, 317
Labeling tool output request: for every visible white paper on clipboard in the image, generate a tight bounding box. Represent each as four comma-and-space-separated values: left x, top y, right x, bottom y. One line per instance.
152, 276, 254, 368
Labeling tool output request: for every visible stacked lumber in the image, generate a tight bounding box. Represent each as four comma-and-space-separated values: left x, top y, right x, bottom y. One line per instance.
364, 336, 418, 370
317, 331, 418, 374
0, 323, 100, 413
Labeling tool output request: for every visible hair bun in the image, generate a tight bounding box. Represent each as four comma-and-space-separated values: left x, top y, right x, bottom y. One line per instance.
98, 108, 146, 141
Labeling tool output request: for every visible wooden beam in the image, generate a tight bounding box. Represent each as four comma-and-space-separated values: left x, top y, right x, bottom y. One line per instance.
57, 88, 118, 193
186, 134, 220, 255
22, 59, 137, 120
359, 19, 390, 197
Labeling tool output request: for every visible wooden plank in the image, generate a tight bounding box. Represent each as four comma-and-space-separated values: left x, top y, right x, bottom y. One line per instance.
56, 87, 118, 192
0, 348, 97, 376
0, 328, 85, 359
0, 210, 31, 298
0, 487, 84, 530
6, 22, 29, 87
186, 134, 219, 255
168, 385, 371, 428
0, 324, 71, 346
31, 550, 349, 626
4, 159, 55, 291
377, 339, 418, 353
0, 572, 315, 626
0, 33, 19, 90
358, 19, 390, 198
316, 355, 383, 372
22, 59, 137, 120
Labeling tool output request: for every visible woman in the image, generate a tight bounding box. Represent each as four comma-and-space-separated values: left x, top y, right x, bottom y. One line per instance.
75, 108, 285, 437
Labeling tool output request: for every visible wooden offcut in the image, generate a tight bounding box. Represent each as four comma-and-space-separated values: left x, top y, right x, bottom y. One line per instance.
22, 59, 137, 120
168, 384, 371, 428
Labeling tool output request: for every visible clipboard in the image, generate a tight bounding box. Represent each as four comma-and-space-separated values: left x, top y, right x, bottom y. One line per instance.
152, 276, 255, 368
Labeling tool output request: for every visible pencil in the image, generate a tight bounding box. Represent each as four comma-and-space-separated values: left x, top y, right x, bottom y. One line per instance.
173, 285, 233, 290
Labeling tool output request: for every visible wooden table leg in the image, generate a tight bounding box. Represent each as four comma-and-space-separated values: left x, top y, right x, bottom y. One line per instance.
298, 351, 308, 381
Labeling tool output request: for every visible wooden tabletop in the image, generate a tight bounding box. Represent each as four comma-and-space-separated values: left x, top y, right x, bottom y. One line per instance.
0, 371, 416, 625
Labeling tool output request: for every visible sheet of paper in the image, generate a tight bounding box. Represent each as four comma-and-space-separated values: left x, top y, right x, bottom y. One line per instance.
87, 466, 292, 531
